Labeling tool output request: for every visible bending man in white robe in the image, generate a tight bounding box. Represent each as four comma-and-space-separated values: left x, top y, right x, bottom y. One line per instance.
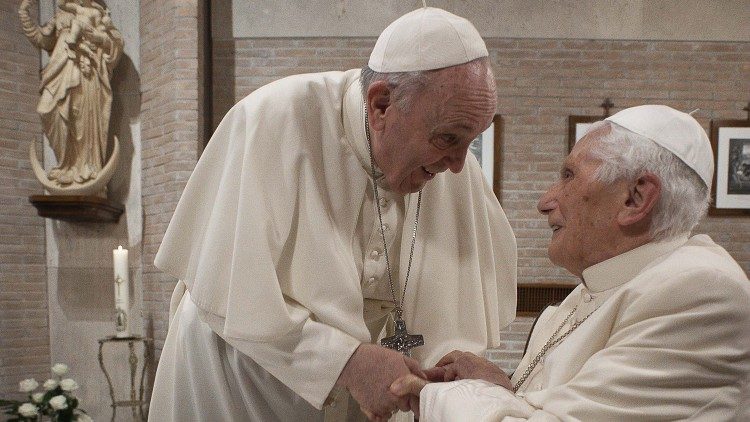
392, 105, 750, 421
149, 7, 517, 422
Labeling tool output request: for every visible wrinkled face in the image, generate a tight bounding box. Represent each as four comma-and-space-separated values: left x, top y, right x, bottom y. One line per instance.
537, 130, 628, 277
371, 62, 497, 194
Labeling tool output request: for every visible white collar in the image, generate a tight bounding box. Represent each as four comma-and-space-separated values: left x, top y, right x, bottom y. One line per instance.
581, 234, 690, 293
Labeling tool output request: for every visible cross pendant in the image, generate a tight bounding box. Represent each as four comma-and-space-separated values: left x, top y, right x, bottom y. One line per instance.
380, 318, 424, 357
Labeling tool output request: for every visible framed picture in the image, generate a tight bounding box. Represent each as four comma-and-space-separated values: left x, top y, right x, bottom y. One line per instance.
567, 115, 603, 152
709, 119, 750, 216
468, 114, 503, 201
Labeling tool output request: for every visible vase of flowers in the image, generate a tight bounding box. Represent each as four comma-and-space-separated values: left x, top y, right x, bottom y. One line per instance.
1, 363, 90, 422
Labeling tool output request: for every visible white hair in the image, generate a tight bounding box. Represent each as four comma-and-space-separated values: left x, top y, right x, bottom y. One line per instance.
359, 57, 490, 111
360, 66, 428, 111
586, 120, 709, 241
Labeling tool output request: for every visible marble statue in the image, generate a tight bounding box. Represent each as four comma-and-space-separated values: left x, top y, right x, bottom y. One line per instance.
19, 0, 123, 196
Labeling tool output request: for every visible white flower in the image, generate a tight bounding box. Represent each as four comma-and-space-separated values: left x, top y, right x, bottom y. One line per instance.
32, 392, 45, 403
75, 414, 93, 422
52, 363, 69, 376
18, 403, 39, 417
43, 378, 59, 390
19, 378, 39, 392
60, 378, 79, 391
49, 395, 68, 410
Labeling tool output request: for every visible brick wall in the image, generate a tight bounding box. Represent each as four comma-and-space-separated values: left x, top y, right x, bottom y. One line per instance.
140, 0, 204, 356
213, 37, 749, 372
213, 38, 374, 127
0, 0, 50, 397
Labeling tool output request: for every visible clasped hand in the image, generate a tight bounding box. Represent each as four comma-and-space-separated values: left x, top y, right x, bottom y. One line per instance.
340, 347, 512, 421
388, 350, 513, 419
337, 344, 425, 421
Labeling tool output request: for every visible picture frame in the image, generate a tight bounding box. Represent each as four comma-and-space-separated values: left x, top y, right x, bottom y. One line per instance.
709, 119, 750, 216
468, 114, 503, 201
567, 115, 603, 152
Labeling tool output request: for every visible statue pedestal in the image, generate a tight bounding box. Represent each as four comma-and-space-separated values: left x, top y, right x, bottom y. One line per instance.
29, 195, 124, 223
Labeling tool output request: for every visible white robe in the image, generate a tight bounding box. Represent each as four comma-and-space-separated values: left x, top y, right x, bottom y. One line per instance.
149, 69, 517, 420
421, 234, 750, 421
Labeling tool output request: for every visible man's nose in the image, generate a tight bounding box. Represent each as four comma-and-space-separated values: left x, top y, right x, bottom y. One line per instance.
445, 147, 468, 174
537, 185, 558, 215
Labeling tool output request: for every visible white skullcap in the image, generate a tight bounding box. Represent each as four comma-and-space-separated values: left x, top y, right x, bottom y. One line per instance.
606, 105, 714, 190
368, 7, 488, 73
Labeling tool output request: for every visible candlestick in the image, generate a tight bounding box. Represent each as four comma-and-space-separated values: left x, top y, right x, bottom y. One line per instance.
113, 245, 130, 337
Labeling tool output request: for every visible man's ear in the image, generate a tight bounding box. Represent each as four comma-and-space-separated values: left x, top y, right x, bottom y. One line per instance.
366, 81, 392, 131
618, 172, 661, 227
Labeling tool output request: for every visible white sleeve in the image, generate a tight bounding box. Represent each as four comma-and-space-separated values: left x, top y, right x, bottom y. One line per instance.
199, 302, 361, 410
420, 380, 548, 422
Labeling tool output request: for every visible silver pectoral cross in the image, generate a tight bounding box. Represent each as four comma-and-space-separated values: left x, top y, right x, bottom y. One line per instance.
380, 318, 424, 357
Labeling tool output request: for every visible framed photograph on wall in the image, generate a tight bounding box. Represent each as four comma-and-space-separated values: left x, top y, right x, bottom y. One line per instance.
468, 114, 503, 201
709, 119, 750, 216
567, 115, 603, 152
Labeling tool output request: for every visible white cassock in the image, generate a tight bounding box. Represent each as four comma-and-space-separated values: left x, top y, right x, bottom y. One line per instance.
148, 69, 517, 421
420, 234, 750, 421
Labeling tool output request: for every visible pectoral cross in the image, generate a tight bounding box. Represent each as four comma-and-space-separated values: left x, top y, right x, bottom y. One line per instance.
381, 318, 424, 357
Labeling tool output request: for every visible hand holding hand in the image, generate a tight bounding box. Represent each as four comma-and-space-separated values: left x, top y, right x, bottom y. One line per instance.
389, 373, 429, 419
337, 344, 426, 421
430, 350, 512, 390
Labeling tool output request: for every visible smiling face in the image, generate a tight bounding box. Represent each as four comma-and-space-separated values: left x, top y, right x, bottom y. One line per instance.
367, 61, 497, 194
536, 129, 632, 277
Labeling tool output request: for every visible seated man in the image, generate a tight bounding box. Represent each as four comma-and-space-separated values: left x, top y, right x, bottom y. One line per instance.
391, 105, 750, 421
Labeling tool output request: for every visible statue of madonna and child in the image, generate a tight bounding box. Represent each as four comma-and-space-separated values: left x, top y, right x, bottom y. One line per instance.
19, 0, 123, 197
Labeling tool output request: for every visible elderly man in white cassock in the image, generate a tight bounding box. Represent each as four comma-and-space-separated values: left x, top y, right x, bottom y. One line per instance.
148, 6, 517, 422
391, 105, 750, 421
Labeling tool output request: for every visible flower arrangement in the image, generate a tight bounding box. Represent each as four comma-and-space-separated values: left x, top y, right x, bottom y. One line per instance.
0, 363, 90, 422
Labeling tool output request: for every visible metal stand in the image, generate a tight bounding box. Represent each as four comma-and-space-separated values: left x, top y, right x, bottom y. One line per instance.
97, 336, 152, 421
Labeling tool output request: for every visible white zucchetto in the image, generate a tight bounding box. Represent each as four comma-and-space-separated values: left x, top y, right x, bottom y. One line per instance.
606, 105, 714, 190
368, 7, 488, 73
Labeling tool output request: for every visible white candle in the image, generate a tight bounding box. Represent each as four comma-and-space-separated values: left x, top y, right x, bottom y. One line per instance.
113, 245, 130, 337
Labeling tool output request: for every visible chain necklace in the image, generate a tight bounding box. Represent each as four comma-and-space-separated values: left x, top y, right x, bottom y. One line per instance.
512, 306, 596, 393
363, 107, 424, 357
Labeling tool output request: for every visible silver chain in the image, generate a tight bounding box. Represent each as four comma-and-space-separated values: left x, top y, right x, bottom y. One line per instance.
512, 306, 596, 393
364, 107, 422, 320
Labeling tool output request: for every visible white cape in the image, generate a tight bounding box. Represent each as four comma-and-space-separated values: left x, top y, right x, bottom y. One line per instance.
154, 69, 517, 409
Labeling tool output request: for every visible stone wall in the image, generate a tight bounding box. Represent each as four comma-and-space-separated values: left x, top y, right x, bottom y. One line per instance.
0, 0, 49, 398
140, 0, 205, 357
